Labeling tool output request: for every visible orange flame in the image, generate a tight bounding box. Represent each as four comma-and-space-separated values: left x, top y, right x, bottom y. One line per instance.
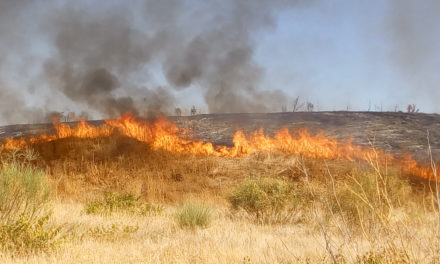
1, 113, 437, 181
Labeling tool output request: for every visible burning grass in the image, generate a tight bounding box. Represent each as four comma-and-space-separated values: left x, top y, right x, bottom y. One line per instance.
1, 113, 437, 181
0, 117, 439, 263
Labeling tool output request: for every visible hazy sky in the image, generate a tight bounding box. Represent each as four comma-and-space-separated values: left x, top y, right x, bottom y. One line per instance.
0, 0, 439, 124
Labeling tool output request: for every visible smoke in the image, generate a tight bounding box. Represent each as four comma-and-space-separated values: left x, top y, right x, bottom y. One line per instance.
43, 5, 170, 117
159, 0, 302, 113
388, 0, 440, 110
42, 0, 304, 116
0, 0, 309, 124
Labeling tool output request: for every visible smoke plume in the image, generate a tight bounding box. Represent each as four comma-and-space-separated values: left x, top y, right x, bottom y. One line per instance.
388, 0, 440, 110
0, 0, 311, 124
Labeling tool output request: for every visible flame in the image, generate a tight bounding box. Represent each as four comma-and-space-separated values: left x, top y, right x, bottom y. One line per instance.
1, 113, 437, 181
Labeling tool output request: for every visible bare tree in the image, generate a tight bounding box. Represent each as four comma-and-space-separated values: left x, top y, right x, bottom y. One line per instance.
281, 105, 287, 112
407, 104, 418, 113
66, 112, 76, 122
190, 105, 197, 116
46, 111, 64, 123
175, 107, 182, 116
79, 111, 89, 120
292, 96, 304, 112
306, 102, 314, 112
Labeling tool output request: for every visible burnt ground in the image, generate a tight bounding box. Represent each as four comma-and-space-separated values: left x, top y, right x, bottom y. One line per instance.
1, 111, 440, 162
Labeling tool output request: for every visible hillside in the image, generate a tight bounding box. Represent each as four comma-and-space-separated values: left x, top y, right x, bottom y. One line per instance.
1, 111, 440, 161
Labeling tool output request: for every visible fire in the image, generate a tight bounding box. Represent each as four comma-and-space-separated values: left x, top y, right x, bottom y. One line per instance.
0, 113, 437, 181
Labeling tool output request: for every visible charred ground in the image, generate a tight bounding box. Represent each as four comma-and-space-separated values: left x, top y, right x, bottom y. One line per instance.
1, 111, 439, 162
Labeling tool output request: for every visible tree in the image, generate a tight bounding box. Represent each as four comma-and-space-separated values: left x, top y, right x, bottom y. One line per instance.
407, 104, 419, 113
306, 102, 314, 112
292, 96, 304, 112
175, 107, 182, 116
190, 106, 197, 116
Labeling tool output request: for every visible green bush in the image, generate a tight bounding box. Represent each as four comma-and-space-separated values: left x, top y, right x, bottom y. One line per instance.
228, 177, 300, 224
87, 223, 139, 241
175, 202, 212, 229
0, 162, 64, 254
84, 192, 163, 216
0, 162, 51, 225
0, 214, 64, 254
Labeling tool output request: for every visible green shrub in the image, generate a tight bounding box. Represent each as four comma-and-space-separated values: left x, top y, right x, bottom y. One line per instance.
0, 162, 66, 254
84, 192, 139, 215
228, 177, 300, 224
84, 192, 163, 216
0, 214, 64, 254
175, 202, 212, 229
87, 223, 139, 241
0, 162, 51, 225
138, 203, 164, 216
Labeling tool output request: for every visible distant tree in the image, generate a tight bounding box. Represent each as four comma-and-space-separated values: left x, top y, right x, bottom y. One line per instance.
281, 105, 287, 112
79, 111, 89, 120
46, 111, 64, 123
66, 112, 76, 122
190, 106, 197, 116
407, 104, 418, 113
306, 102, 314, 112
175, 107, 182, 116
292, 96, 304, 112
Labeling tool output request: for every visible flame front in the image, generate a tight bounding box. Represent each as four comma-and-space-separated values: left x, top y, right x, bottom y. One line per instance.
1, 113, 437, 181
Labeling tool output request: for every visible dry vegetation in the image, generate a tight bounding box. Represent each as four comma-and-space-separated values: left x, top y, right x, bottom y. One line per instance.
0, 134, 439, 263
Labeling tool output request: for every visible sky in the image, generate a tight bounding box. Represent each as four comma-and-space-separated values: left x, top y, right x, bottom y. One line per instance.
0, 0, 439, 124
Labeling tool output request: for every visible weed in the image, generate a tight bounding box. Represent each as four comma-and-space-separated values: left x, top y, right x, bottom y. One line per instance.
333, 168, 411, 226
84, 192, 140, 215
0, 162, 51, 224
84, 191, 163, 216
0, 161, 66, 254
138, 203, 164, 216
228, 177, 301, 224
0, 214, 65, 255
87, 223, 139, 241
354, 249, 411, 264
175, 202, 212, 229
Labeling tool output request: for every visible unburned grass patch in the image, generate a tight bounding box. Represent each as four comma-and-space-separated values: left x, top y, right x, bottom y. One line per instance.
330, 167, 413, 227
0, 162, 51, 224
0, 215, 65, 255
84, 191, 163, 216
175, 202, 212, 229
0, 161, 66, 255
86, 223, 140, 241
228, 177, 303, 224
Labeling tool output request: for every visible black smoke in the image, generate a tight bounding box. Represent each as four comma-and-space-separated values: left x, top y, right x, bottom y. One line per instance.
0, 0, 309, 124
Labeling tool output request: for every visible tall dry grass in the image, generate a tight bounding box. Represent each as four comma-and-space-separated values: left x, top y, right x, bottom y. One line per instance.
0, 135, 439, 263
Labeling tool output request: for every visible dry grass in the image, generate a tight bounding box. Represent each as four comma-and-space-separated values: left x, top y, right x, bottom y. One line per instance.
0, 135, 439, 263
0, 202, 438, 264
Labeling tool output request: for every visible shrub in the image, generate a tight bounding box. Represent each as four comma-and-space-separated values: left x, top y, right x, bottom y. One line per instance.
228, 177, 300, 224
84, 192, 163, 216
84, 192, 139, 215
0, 162, 64, 254
175, 202, 212, 229
0, 162, 51, 225
87, 223, 139, 241
138, 203, 164, 216
0, 214, 64, 254
333, 168, 412, 226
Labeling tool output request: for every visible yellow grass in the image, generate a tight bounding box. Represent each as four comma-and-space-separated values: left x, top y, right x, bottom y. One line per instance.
0, 202, 437, 264
0, 136, 439, 263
